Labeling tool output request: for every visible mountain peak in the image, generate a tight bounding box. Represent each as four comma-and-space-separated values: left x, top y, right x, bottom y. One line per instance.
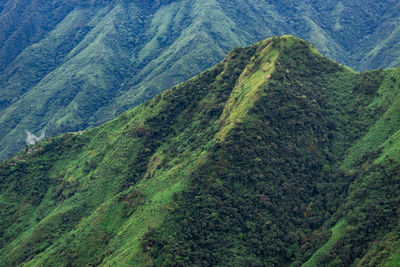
0, 37, 399, 266
1, 0, 399, 159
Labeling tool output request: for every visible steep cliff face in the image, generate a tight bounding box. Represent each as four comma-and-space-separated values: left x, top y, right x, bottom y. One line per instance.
0, 0, 400, 159
0, 36, 399, 266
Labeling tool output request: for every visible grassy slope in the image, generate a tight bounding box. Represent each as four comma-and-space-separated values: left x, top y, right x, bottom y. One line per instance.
0, 36, 399, 266
1, 0, 400, 159
0, 39, 259, 266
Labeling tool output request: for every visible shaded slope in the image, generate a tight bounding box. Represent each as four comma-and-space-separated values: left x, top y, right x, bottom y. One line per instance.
303, 67, 400, 266
1, 0, 400, 159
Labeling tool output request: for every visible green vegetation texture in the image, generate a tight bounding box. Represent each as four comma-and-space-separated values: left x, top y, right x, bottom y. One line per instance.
0, 36, 399, 266
0, 0, 400, 159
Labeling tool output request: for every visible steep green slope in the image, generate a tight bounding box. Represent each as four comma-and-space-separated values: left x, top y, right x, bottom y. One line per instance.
0, 38, 258, 266
305, 67, 400, 266
141, 37, 399, 266
0, 36, 399, 266
1, 0, 400, 159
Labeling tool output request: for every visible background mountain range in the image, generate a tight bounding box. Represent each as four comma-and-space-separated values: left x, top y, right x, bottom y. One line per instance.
0, 0, 400, 158
0, 36, 399, 266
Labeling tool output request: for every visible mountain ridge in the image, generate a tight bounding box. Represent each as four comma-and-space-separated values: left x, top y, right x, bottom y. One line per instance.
0, 36, 399, 266
0, 0, 400, 158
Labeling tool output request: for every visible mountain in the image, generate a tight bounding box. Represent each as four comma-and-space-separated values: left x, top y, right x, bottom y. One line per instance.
0, 36, 399, 266
1, 0, 400, 159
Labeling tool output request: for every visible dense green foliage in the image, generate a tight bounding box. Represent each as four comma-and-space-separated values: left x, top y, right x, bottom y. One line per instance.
141, 37, 399, 266
0, 36, 399, 266
1, 0, 400, 159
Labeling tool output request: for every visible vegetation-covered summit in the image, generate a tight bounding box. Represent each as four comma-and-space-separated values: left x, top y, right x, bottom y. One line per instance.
0, 0, 400, 159
0, 36, 399, 266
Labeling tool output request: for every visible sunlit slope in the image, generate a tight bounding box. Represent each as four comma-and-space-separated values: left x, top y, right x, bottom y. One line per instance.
0, 36, 266, 266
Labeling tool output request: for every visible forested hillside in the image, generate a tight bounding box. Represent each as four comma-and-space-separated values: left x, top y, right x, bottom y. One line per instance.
0, 0, 400, 158
0, 36, 399, 266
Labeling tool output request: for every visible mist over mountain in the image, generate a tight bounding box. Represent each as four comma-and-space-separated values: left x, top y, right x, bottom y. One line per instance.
0, 36, 399, 266
0, 0, 399, 158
